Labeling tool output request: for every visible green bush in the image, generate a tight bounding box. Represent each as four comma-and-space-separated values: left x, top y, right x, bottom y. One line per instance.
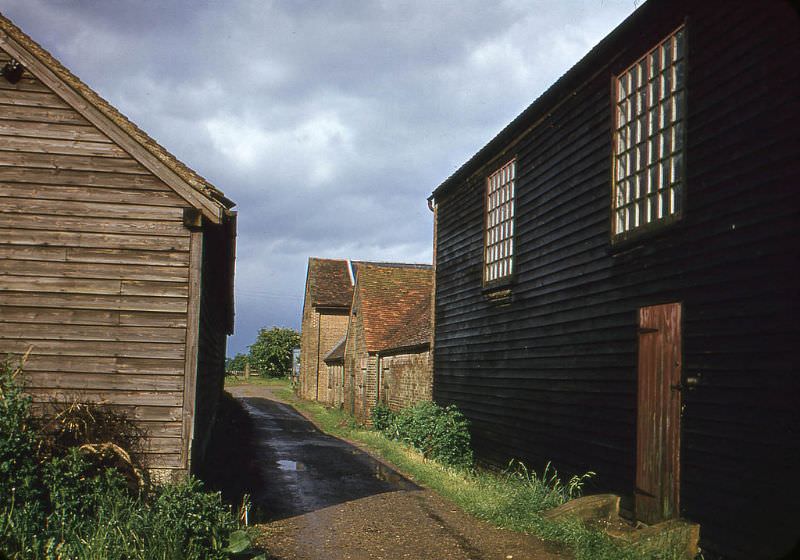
370, 402, 395, 432
0, 358, 258, 560
380, 401, 474, 469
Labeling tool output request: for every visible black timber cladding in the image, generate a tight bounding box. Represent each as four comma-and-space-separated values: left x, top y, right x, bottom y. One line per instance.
431, 1, 799, 559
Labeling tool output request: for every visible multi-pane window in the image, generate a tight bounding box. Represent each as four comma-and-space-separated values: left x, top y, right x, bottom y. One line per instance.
613, 26, 686, 237
484, 159, 515, 284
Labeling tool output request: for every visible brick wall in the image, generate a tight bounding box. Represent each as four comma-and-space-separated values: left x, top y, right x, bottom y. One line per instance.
316, 312, 348, 404
380, 350, 432, 412
300, 305, 348, 403
298, 298, 318, 400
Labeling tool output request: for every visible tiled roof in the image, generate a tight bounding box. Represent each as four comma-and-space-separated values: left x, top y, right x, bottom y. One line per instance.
323, 336, 346, 364
307, 258, 353, 308
0, 13, 233, 211
355, 263, 433, 353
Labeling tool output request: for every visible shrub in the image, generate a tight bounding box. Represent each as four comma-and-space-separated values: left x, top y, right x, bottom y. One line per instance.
0, 357, 259, 559
381, 401, 474, 469
370, 402, 395, 432
150, 478, 239, 558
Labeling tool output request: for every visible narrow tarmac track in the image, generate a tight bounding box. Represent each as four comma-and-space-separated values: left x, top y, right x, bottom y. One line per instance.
227, 385, 568, 560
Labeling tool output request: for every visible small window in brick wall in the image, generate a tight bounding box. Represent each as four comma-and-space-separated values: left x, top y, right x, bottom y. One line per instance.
613, 26, 686, 239
484, 159, 516, 285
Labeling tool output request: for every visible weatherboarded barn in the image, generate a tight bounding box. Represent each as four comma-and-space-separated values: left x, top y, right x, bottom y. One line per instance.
299, 258, 353, 403
429, 1, 799, 558
0, 15, 236, 478
342, 263, 432, 423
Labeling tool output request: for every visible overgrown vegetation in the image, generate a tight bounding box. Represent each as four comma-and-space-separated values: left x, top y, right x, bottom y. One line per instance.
268, 378, 692, 560
226, 327, 299, 377
0, 357, 263, 559
371, 401, 473, 469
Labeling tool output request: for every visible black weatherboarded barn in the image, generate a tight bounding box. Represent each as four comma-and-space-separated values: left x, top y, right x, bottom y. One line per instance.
429, 1, 799, 558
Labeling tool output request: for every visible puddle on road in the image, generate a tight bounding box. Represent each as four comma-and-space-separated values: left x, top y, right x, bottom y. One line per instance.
277, 459, 306, 471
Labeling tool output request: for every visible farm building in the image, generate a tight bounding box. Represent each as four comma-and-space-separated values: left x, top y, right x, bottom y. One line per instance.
0, 14, 236, 478
428, 1, 799, 558
342, 262, 432, 423
299, 257, 353, 403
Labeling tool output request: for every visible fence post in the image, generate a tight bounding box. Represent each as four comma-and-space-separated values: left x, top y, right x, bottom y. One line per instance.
244, 361, 250, 380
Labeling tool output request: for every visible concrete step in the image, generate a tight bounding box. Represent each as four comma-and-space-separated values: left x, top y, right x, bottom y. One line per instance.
541, 494, 700, 559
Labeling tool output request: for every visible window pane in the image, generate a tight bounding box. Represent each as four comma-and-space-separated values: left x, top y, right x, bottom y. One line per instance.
614, 25, 685, 235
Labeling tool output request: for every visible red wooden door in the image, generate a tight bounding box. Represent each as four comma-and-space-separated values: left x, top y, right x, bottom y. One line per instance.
636, 303, 682, 524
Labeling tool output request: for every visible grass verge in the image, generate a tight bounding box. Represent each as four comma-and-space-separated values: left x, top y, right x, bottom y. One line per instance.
255, 378, 693, 560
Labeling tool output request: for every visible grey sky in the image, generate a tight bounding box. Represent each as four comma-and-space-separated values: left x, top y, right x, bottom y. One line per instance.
0, 0, 639, 355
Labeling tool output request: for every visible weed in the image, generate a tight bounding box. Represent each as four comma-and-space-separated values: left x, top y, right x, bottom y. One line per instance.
1, 357, 262, 559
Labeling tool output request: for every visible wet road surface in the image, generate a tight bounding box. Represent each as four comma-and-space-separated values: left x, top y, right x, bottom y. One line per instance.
228, 385, 568, 560
236, 393, 417, 520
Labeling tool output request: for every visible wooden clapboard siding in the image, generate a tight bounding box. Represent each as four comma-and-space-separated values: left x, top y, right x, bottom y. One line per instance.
23, 372, 184, 392
432, 2, 799, 558
22, 355, 185, 376
1, 183, 186, 207
0, 322, 185, 343
0, 45, 192, 471
0, 167, 171, 189
0, 260, 187, 282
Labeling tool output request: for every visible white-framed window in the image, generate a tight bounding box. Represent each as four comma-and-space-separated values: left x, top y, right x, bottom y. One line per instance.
484, 159, 515, 284
613, 26, 686, 238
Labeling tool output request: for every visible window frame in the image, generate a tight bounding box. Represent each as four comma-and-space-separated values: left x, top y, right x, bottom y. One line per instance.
610, 24, 688, 244
483, 157, 517, 289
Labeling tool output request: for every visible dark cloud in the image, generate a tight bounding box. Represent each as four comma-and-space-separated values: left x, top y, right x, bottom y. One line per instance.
0, 0, 638, 354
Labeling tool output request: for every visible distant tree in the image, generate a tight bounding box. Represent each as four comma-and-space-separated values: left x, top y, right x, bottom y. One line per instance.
225, 353, 248, 373
248, 327, 300, 377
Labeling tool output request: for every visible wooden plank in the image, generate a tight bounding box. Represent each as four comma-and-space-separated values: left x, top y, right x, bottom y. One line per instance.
30, 402, 184, 423
147, 455, 184, 469
0, 228, 191, 251
0, 196, 184, 220
0, 276, 189, 298
21, 355, 185, 375
0, 120, 109, 142
182, 231, 202, 468
0, 151, 150, 174
0, 245, 189, 267
0, 292, 188, 313
66, 247, 190, 267
138, 421, 183, 438
0, 259, 188, 282
0, 104, 90, 125
0, 244, 66, 262
0, 306, 118, 326
119, 311, 188, 328
0, 88, 71, 108
1, 339, 185, 360
22, 372, 184, 392
25, 388, 183, 407
0, 274, 121, 295
0, 167, 169, 190
121, 280, 188, 297
0, 322, 186, 343
0, 134, 128, 158
0, 183, 186, 208
0, 228, 189, 251
145, 437, 184, 454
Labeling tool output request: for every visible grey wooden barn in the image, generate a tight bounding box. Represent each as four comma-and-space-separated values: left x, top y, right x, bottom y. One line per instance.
0, 13, 236, 478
